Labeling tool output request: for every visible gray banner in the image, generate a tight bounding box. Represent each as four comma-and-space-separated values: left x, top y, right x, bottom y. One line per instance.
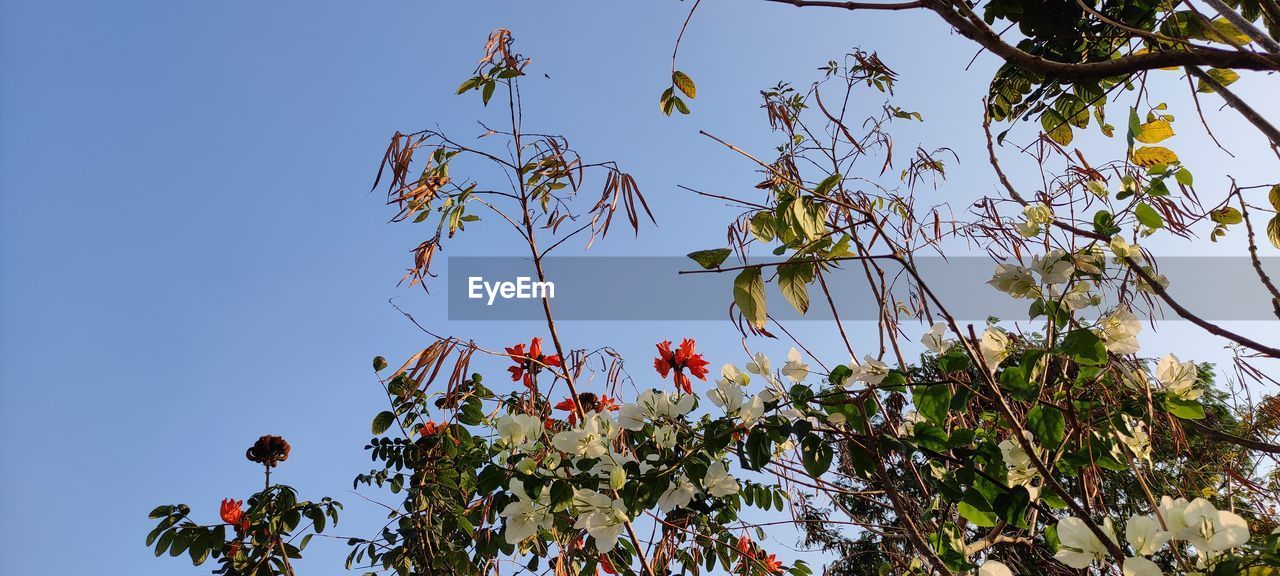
446, 256, 1279, 322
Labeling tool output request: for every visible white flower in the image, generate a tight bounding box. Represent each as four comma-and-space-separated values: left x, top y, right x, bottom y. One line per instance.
998, 433, 1042, 500
1099, 308, 1142, 355
496, 414, 543, 449
746, 352, 771, 376
978, 561, 1013, 576
781, 348, 810, 382
1086, 179, 1109, 198
1017, 203, 1054, 237
1113, 415, 1152, 465
1179, 498, 1250, 554
1054, 516, 1115, 569
740, 394, 765, 426
1155, 354, 1201, 401
500, 484, 551, 545
1032, 249, 1075, 285
652, 425, 677, 449
719, 363, 750, 387
1052, 281, 1098, 311
921, 322, 953, 354
1126, 515, 1172, 556
657, 475, 699, 513
989, 263, 1040, 299
1158, 496, 1191, 534
848, 355, 890, 386
552, 416, 608, 459
1122, 556, 1163, 576
571, 489, 628, 550
979, 328, 1011, 370
708, 378, 745, 412
619, 390, 696, 430
703, 461, 740, 497
1110, 236, 1142, 261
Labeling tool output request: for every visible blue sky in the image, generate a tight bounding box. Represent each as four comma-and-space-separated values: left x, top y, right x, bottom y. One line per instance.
2, 1, 1277, 574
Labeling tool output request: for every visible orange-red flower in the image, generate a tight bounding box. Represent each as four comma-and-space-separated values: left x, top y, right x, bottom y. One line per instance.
419, 421, 441, 436
653, 338, 710, 394
597, 395, 620, 413
220, 499, 248, 532
760, 553, 784, 574
554, 393, 621, 425
736, 534, 752, 555
599, 554, 617, 575
506, 337, 562, 392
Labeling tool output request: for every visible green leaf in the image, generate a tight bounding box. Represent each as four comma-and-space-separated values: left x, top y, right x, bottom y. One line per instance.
744, 427, 772, 470
994, 486, 1031, 527
1269, 185, 1280, 212
813, 173, 842, 196
1175, 168, 1193, 186
999, 366, 1039, 401
800, 435, 833, 476
958, 490, 999, 527
672, 70, 696, 99
1041, 109, 1074, 146
1135, 203, 1164, 229
1165, 395, 1206, 420
913, 422, 950, 452
1267, 216, 1280, 250
749, 212, 778, 242
373, 356, 387, 371
733, 267, 767, 329
1060, 329, 1106, 365
371, 411, 396, 435
778, 262, 814, 314
687, 248, 731, 270
913, 385, 952, 424
1026, 405, 1065, 446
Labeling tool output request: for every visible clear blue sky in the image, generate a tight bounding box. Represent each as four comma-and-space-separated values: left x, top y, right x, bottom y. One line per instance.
2, 1, 1276, 574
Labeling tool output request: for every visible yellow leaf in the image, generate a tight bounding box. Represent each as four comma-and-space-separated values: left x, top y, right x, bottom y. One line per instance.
1268, 184, 1279, 211
1206, 18, 1252, 45
1132, 146, 1178, 167
672, 70, 697, 99
1135, 120, 1175, 143
1196, 68, 1241, 93
1268, 216, 1280, 250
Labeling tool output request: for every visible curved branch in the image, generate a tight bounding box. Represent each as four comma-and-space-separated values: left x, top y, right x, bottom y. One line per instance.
766, 0, 1280, 80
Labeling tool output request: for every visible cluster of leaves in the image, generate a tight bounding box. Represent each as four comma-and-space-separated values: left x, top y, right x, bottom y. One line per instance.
147, 486, 341, 576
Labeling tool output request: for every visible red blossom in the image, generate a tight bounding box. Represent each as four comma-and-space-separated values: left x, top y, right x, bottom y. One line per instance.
599, 554, 617, 575
736, 534, 752, 555
653, 338, 709, 394
506, 337, 562, 392
760, 553, 784, 574
555, 393, 619, 425
220, 499, 249, 532
419, 421, 442, 436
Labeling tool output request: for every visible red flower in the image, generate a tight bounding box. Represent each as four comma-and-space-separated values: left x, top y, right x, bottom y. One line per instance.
653, 338, 710, 394
554, 393, 620, 425
760, 553, 784, 574
736, 534, 752, 556
220, 499, 249, 532
597, 396, 620, 413
506, 337, 562, 392
599, 554, 617, 575
419, 421, 441, 436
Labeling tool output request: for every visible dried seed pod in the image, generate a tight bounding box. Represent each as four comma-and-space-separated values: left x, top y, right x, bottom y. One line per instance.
245, 435, 291, 468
